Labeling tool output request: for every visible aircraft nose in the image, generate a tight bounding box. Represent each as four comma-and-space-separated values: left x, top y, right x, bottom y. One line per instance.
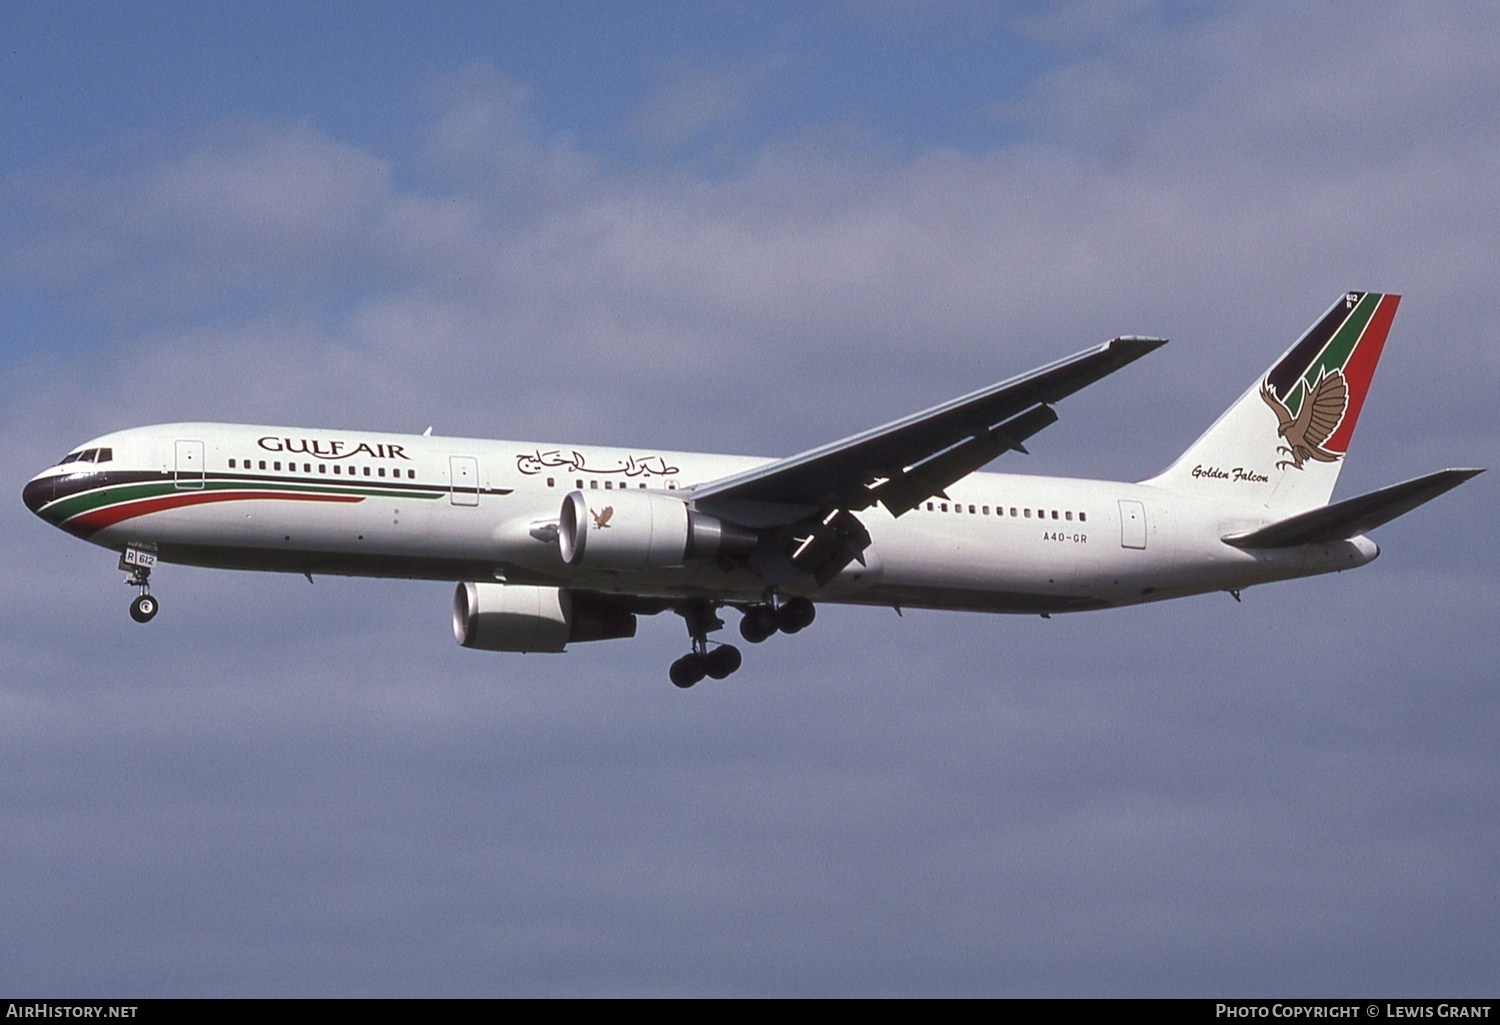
22, 474, 53, 516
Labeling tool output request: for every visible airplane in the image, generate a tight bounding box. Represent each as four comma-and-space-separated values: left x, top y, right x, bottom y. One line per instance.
23, 291, 1481, 688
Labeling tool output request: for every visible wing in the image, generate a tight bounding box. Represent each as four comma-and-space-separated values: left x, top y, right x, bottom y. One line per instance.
690, 336, 1166, 529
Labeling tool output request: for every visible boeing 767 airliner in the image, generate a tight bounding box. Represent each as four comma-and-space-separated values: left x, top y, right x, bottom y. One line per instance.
23, 292, 1480, 686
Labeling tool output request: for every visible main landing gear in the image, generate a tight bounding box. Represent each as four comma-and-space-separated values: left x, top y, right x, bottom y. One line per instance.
121, 545, 159, 623
669, 644, 742, 689
738, 596, 814, 643
668, 596, 816, 688
669, 601, 741, 688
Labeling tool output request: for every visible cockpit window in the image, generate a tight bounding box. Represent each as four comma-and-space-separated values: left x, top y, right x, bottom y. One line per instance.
57, 448, 113, 466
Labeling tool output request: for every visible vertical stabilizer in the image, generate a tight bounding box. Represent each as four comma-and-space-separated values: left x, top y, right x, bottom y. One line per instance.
1143, 292, 1400, 517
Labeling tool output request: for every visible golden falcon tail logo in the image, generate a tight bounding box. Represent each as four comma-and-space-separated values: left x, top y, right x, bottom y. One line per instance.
592, 505, 614, 529
1260, 368, 1348, 470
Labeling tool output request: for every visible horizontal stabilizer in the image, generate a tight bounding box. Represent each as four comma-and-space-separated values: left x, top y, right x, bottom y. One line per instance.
1222, 468, 1483, 548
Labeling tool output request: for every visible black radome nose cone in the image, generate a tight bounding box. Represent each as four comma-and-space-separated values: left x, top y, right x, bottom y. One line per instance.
23, 476, 53, 515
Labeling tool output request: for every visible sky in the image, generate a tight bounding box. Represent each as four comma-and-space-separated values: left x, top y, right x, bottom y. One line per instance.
2, 0, 1497, 997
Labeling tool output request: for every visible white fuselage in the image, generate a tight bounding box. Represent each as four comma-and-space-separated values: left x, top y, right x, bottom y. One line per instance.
25, 422, 1378, 616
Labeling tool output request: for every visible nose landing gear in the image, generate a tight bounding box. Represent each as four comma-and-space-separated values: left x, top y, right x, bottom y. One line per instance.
129, 592, 158, 623
121, 544, 159, 623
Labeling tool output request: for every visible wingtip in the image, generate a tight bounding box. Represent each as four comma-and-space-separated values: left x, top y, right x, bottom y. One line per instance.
1106, 335, 1169, 360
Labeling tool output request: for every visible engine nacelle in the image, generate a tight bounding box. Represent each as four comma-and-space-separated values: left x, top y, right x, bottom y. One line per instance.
557, 489, 757, 570
453, 582, 636, 652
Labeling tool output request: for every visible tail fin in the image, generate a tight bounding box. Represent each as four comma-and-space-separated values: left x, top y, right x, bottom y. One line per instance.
1143, 291, 1401, 516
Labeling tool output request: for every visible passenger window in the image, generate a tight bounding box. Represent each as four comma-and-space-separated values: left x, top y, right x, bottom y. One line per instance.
333, 465, 341, 474
259, 460, 267, 470
1052, 510, 1059, 520
378, 467, 386, 477
1010, 508, 1018, 517
319, 465, 327, 474
982, 506, 989, 515
363, 467, 371, 477
590, 480, 598, 489
408, 470, 416, 480
1024, 509, 1031, 518
940, 503, 948, 512
229, 459, 236, 469
1065, 511, 1073, 521
274, 461, 282, 471
604, 481, 612, 490
968, 505, 975, 514
1080, 512, 1087, 522
547, 477, 555, 488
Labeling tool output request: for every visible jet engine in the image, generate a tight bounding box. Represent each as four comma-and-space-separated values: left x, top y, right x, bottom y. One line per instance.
557, 490, 757, 570
453, 582, 636, 652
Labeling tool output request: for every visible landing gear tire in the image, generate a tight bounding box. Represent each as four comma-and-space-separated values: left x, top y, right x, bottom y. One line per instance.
705, 645, 742, 680
777, 597, 815, 634
670, 654, 707, 689
739, 606, 779, 644
130, 594, 159, 623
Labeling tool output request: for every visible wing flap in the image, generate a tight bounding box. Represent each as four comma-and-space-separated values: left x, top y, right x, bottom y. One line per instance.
866, 404, 1059, 517
1222, 468, 1483, 548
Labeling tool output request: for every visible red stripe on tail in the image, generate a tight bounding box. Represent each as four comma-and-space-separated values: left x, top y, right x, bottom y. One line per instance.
1325, 293, 1400, 454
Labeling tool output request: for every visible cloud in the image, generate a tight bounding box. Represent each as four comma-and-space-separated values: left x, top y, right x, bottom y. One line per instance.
629, 55, 783, 152
5, 2, 1499, 995
7, 122, 393, 326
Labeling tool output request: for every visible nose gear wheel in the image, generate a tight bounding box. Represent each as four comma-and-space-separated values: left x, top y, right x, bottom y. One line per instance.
123, 558, 158, 624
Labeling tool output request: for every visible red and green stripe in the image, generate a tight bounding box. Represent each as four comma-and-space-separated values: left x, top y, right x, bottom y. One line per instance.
38, 476, 441, 538
1264, 291, 1400, 455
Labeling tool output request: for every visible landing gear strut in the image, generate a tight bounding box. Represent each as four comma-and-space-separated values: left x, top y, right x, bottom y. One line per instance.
670, 600, 742, 688
121, 545, 159, 623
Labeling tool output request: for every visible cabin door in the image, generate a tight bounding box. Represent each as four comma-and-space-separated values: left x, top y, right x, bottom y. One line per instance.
449, 456, 479, 506
1118, 499, 1147, 549
174, 439, 205, 490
